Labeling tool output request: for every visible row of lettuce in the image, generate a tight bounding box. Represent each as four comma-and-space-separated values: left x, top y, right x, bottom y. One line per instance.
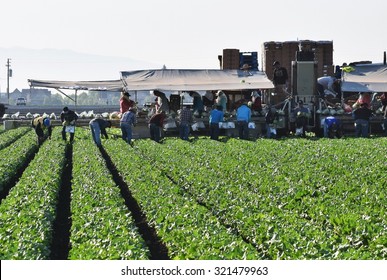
131, 137, 387, 259
0, 127, 37, 193
104, 138, 258, 259
1, 128, 254, 259
1, 127, 386, 259
0, 129, 65, 259
0, 128, 149, 260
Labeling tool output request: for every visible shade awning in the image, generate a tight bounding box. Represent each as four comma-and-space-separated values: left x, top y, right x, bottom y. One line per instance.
28, 79, 124, 92
341, 63, 387, 92
120, 69, 274, 91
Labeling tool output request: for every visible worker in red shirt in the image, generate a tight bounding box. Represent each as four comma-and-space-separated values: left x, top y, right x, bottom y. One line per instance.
148, 111, 166, 143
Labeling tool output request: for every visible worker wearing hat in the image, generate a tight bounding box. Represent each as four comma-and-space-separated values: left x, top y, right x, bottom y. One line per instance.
31, 116, 52, 145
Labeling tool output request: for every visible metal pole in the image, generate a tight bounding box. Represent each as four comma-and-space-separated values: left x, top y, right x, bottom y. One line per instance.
6, 58, 11, 104
75, 89, 78, 109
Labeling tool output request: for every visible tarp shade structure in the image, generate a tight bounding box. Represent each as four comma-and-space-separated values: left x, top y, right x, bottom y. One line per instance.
28, 79, 124, 91
121, 69, 274, 91
341, 63, 387, 92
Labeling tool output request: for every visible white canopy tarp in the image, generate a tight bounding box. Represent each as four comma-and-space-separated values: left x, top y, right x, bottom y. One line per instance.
341, 63, 387, 92
121, 69, 274, 91
28, 79, 124, 91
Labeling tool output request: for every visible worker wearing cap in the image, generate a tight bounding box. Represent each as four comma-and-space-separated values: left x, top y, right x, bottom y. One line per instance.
31, 116, 52, 145
120, 91, 135, 114
324, 116, 342, 138
60, 106, 78, 143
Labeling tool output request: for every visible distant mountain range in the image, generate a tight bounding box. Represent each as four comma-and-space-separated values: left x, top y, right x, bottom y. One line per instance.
0, 47, 161, 91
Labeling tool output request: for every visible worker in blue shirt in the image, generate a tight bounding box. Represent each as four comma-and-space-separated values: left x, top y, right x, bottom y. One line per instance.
236, 101, 252, 140
89, 118, 112, 147
324, 116, 342, 138
209, 105, 224, 140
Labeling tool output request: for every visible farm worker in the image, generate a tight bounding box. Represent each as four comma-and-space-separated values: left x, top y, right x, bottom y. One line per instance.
323, 116, 343, 138
148, 110, 166, 143
265, 106, 279, 138
209, 105, 224, 141
353, 103, 373, 138
203, 91, 215, 109
120, 107, 137, 145
379, 92, 387, 115
380, 92, 387, 135
293, 100, 311, 137
89, 118, 112, 147
60, 106, 78, 143
31, 116, 52, 145
215, 90, 227, 112
153, 90, 169, 113
177, 105, 193, 141
119, 91, 135, 114
251, 90, 262, 115
317, 76, 341, 107
352, 92, 371, 109
188, 91, 204, 117
236, 101, 251, 140
317, 76, 340, 98
272, 61, 289, 106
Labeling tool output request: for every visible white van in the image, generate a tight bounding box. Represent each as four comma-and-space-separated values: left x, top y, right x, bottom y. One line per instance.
16, 97, 26, 106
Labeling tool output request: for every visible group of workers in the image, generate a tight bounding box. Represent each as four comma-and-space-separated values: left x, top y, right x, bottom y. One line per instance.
31, 106, 79, 145
30, 97, 384, 147
31, 66, 387, 145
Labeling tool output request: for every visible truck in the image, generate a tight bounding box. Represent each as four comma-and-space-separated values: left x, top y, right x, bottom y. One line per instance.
285, 59, 387, 137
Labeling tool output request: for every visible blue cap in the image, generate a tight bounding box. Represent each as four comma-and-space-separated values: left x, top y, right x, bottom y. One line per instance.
43, 118, 51, 127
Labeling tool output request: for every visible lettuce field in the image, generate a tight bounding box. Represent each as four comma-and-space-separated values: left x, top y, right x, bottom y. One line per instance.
0, 126, 386, 260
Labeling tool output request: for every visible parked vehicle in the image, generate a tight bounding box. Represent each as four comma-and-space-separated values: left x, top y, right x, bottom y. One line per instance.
16, 97, 26, 106
0, 103, 7, 118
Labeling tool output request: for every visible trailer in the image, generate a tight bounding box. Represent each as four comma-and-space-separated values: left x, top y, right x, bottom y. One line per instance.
278, 54, 387, 137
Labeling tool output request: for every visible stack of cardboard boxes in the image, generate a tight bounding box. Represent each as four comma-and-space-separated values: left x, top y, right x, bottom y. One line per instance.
220, 49, 240, 70
262, 40, 334, 83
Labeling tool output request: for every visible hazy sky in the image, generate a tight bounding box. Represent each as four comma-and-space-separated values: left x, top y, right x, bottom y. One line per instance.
1, 0, 386, 91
